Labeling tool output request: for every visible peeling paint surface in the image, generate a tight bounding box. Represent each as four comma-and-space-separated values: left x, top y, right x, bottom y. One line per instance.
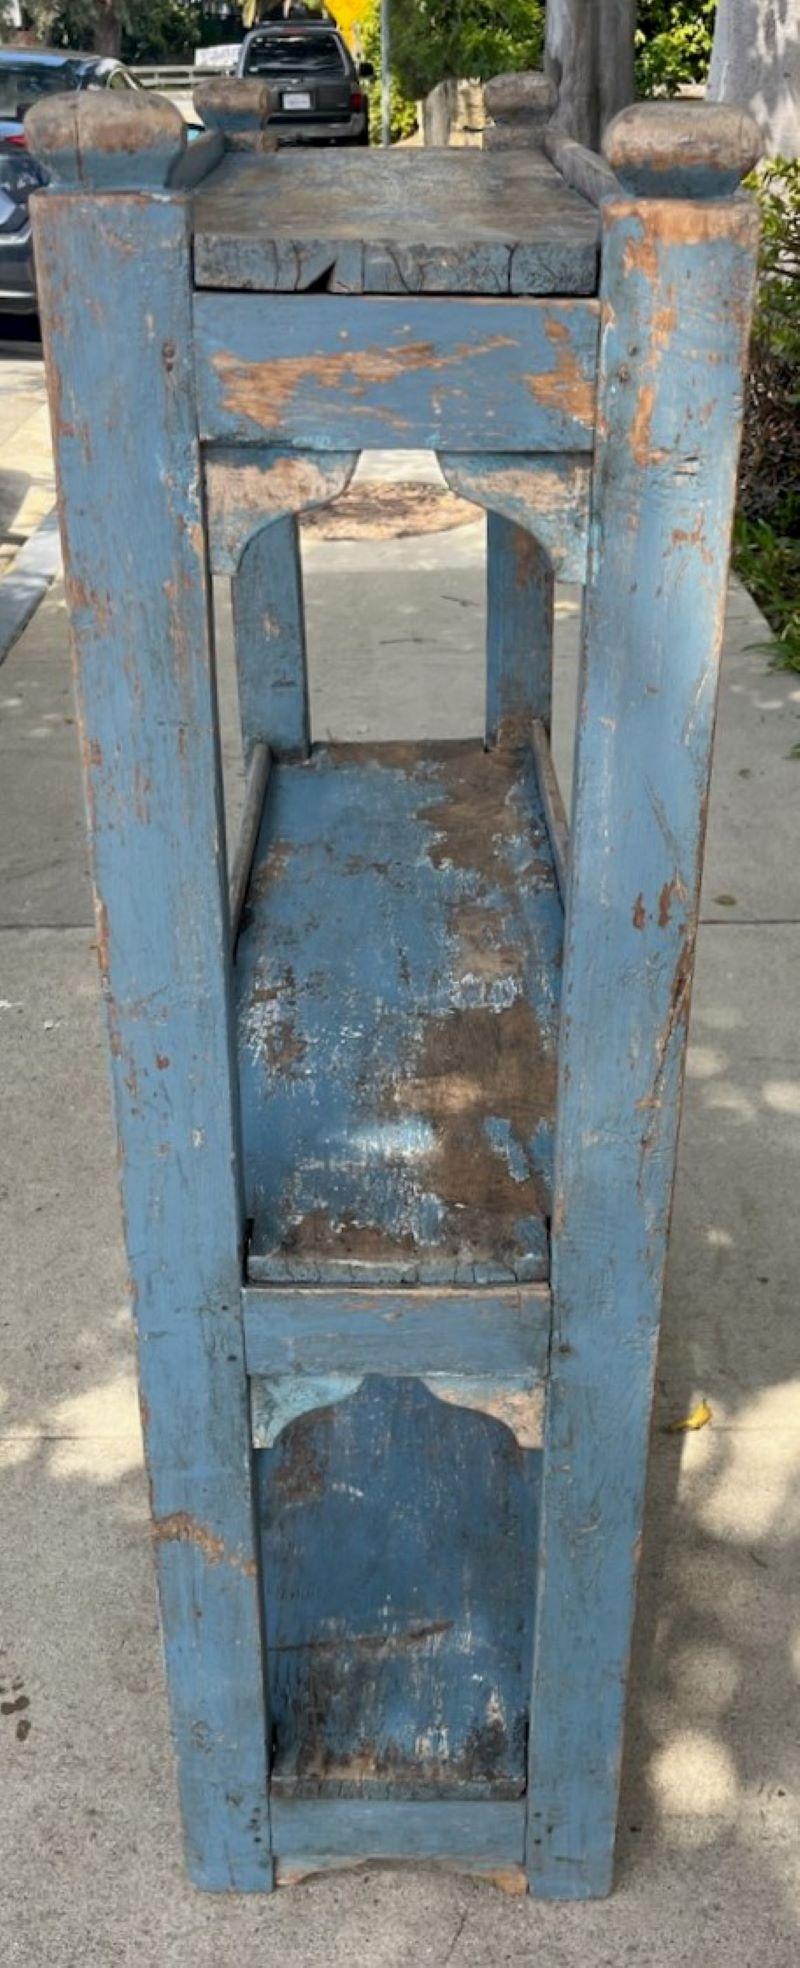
257, 1376, 541, 1797
236, 740, 562, 1286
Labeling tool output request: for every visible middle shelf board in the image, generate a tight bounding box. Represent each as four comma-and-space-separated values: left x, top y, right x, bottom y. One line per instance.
237, 740, 563, 1288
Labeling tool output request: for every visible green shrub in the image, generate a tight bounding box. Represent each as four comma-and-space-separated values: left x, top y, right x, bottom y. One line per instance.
635, 1, 716, 97
735, 160, 800, 671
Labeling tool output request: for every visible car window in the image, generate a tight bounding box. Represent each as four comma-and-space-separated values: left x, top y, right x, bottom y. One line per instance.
244, 32, 346, 74
109, 68, 140, 89
0, 62, 80, 119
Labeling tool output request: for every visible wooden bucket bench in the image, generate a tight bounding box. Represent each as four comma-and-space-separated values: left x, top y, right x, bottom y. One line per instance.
27, 79, 760, 1897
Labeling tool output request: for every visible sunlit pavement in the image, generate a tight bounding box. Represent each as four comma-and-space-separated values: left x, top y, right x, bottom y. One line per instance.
1, 422, 800, 1962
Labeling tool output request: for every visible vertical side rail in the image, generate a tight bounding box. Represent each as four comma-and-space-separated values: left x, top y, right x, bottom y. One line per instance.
486, 513, 554, 744
29, 97, 272, 1891
233, 514, 309, 762
527, 106, 761, 1898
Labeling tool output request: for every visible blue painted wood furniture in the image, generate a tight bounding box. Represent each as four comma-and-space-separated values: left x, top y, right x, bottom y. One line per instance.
28, 82, 760, 1897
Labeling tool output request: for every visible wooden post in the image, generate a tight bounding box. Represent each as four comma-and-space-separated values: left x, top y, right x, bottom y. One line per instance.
28, 94, 272, 1890
486, 516, 553, 744
527, 102, 761, 1898
232, 516, 309, 762
482, 73, 558, 745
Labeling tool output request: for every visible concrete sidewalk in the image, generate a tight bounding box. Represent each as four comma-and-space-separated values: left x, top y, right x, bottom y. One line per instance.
1, 495, 799, 1966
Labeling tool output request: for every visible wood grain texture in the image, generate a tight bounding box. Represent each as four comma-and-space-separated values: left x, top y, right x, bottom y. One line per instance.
486, 516, 553, 747
236, 742, 562, 1287
527, 191, 760, 1898
603, 100, 763, 199
243, 1285, 551, 1379
229, 740, 271, 942
26, 89, 186, 189
192, 146, 599, 295
193, 292, 600, 453
32, 189, 272, 1890
439, 452, 591, 585
232, 518, 309, 762
206, 446, 357, 573
257, 1376, 542, 1797
544, 128, 620, 208
530, 719, 569, 897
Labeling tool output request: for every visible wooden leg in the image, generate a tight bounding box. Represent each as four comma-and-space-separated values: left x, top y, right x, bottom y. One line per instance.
33, 166, 272, 1887
527, 184, 759, 1896
232, 514, 308, 762
486, 512, 553, 744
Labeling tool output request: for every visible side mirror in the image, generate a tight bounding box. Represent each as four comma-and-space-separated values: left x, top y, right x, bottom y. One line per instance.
358, 61, 375, 80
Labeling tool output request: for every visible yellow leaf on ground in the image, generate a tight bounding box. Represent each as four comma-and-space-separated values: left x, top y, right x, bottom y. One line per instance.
664, 1398, 713, 1434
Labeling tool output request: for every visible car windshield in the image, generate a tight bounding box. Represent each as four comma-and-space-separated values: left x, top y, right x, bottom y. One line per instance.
244, 32, 345, 74
0, 62, 82, 120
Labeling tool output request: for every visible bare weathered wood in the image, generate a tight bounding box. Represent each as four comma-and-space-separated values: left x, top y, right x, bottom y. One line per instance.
26, 88, 186, 188
604, 100, 763, 198
191, 147, 599, 295
544, 127, 620, 206
229, 740, 271, 946
193, 78, 277, 152
205, 446, 358, 574
483, 69, 556, 152
439, 453, 592, 583
530, 718, 569, 896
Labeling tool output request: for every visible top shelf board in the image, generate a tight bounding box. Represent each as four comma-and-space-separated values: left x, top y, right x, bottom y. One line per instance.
192, 146, 600, 297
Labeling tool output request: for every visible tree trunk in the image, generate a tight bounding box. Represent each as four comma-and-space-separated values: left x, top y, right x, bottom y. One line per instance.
93, 1, 123, 59
545, 0, 635, 150
708, 0, 800, 158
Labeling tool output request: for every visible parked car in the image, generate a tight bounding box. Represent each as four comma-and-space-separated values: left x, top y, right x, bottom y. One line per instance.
0, 49, 144, 314
238, 22, 373, 146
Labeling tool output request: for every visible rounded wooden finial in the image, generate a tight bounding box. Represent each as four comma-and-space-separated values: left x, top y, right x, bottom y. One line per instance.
484, 70, 557, 152
25, 90, 187, 190
193, 79, 277, 151
603, 101, 762, 199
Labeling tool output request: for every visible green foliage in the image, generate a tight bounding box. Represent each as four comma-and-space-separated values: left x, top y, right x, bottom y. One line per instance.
359, 0, 542, 144
735, 161, 800, 672
635, 0, 716, 97
20, 0, 207, 56
364, 0, 542, 107
360, 0, 417, 143
121, 0, 199, 62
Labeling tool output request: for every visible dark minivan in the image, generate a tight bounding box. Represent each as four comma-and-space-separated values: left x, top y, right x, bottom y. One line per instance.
238, 22, 372, 146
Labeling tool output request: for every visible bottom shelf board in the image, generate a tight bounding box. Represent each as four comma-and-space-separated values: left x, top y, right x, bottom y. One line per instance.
269, 1797, 526, 1866
236, 740, 562, 1287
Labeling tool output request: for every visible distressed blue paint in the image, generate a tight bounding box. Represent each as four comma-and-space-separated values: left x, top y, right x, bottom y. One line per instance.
258, 1376, 542, 1797
270, 1796, 526, 1863
527, 192, 760, 1898
205, 446, 358, 575
31, 188, 272, 1891
440, 453, 591, 588
233, 516, 308, 761
250, 1372, 363, 1447
243, 1285, 551, 1379
193, 292, 599, 452
235, 741, 562, 1287
486, 514, 553, 747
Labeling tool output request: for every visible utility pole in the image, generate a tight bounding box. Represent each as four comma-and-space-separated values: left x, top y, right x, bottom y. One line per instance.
381, 0, 391, 146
